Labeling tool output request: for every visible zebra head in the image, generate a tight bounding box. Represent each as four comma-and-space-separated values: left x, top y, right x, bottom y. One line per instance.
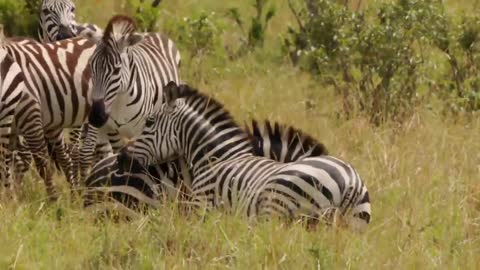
118, 82, 185, 169
87, 15, 143, 128
40, 0, 77, 41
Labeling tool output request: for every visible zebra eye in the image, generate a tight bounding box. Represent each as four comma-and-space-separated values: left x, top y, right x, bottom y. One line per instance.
71, 7, 75, 12
42, 9, 49, 15
145, 117, 155, 128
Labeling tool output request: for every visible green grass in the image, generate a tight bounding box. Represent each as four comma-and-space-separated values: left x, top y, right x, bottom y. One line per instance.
1, 0, 480, 268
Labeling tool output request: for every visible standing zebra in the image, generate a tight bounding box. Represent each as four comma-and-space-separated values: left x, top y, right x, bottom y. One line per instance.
38, 0, 113, 176
83, 119, 329, 213
118, 83, 371, 229
39, 0, 101, 42
79, 15, 181, 183
1, 14, 179, 190
0, 47, 55, 195
39, 0, 164, 42
1, 37, 95, 188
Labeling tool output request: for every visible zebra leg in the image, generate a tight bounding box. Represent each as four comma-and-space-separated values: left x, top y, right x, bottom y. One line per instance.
68, 127, 82, 177
11, 136, 33, 186
78, 123, 112, 171
0, 103, 14, 187
94, 140, 113, 164
20, 124, 56, 198
106, 130, 125, 153
48, 130, 78, 188
79, 123, 100, 184
1, 148, 13, 188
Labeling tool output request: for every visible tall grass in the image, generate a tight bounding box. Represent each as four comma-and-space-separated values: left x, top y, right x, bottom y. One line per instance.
0, 0, 479, 268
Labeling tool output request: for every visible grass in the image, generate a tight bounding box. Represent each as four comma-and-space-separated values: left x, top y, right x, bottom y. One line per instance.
1, 0, 480, 269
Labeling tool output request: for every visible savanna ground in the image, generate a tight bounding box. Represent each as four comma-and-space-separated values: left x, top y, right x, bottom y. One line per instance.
0, 0, 480, 268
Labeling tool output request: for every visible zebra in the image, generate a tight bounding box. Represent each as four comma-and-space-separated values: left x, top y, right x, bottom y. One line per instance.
39, 0, 164, 42
79, 15, 181, 183
117, 82, 372, 229
0, 48, 26, 185
39, 0, 99, 42
0, 46, 56, 196
83, 119, 329, 213
1, 14, 179, 190
38, 0, 115, 177
0, 36, 94, 189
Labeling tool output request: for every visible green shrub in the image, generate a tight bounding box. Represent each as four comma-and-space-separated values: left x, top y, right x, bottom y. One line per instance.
166, 11, 225, 59
0, 0, 40, 38
227, 0, 276, 56
431, 14, 480, 114
283, 0, 471, 125
126, 0, 162, 32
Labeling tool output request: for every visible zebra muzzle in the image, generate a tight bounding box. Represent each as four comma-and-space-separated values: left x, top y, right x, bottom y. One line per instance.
89, 99, 109, 128
57, 25, 75, 41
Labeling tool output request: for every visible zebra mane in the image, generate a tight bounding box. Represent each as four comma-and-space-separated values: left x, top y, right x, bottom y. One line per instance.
246, 119, 329, 157
171, 84, 251, 146
103, 15, 137, 43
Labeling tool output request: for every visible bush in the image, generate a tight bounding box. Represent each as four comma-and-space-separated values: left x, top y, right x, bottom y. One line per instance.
284, 0, 480, 125
166, 11, 225, 59
430, 14, 480, 114
227, 0, 276, 56
0, 0, 40, 38
126, 0, 162, 32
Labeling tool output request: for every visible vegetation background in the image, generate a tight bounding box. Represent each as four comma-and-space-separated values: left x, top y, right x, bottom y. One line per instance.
0, 0, 479, 268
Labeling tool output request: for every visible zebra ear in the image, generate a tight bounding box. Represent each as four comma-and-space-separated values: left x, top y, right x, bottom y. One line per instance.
83, 28, 102, 44
164, 81, 180, 106
119, 33, 143, 51
145, 114, 156, 128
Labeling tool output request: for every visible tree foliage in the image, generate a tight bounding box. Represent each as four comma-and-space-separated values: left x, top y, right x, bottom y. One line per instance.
284, 0, 480, 125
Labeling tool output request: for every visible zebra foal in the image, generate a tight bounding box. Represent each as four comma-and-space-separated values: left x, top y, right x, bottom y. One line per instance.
118, 82, 371, 229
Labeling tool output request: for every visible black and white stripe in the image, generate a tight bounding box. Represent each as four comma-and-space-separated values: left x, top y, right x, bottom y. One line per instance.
39, 0, 101, 42
0, 48, 27, 185
79, 15, 181, 183
39, 0, 164, 42
2, 36, 98, 188
0, 47, 57, 195
247, 119, 328, 162
118, 83, 371, 229
83, 119, 328, 211
38, 0, 113, 177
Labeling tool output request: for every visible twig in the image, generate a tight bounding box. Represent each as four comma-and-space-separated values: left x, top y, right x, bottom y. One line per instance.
287, 0, 306, 33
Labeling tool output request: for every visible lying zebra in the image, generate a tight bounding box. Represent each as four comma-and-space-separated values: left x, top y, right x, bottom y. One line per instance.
83, 119, 328, 213
115, 82, 371, 229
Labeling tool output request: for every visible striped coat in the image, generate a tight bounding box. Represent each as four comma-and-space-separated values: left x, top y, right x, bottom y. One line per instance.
0, 46, 56, 195
79, 15, 181, 182
83, 120, 329, 211
118, 83, 371, 229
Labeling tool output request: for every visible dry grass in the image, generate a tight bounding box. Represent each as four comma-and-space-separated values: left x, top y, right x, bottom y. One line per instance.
0, 0, 479, 269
